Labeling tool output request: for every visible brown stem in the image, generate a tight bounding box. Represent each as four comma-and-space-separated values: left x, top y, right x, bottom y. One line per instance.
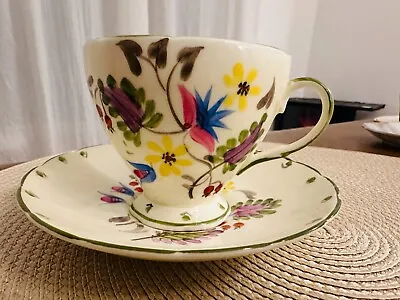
138, 56, 166, 91
166, 62, 185, 130
143, 126, 185, 135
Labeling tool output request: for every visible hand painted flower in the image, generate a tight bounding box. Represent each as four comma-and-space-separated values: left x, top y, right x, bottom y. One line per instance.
127, 161, 157, 183
179, 85, 233, 153
145, 136, 192, 176
223, 62, 261, 111
223, 124, 262, 164
232, 204, 265, 217
104, 87, 144, 133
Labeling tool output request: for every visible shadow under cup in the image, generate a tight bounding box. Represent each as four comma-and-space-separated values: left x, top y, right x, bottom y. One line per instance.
83, 35, 333, 231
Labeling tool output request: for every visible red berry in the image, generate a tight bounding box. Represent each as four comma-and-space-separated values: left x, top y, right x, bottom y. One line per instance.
96, 105, 103, 118
129, 181, 139, 186
135, 187, 144, 193
221, 224, 231, 231
104, 115, 114, 132
214, 183, 223, 193
203, 185, 214, 197
233, 222, 245, 229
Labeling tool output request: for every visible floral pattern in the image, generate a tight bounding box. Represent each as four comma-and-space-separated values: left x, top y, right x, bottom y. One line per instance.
105, 180, 283, 245
179, 85, 233, 153
223, 62, 261, 111
86, 38, 274, 198
145, 136, 192, 176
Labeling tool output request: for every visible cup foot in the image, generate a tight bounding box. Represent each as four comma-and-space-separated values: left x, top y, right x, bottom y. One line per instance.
128, 193, 230, 232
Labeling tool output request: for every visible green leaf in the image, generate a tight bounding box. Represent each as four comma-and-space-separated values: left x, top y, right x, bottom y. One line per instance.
101, 94, 110, 105
79, 151, 88, 158
219, 203, 225, 210
261, 209, 276, 215
35, 170, 47, 178
228, 163, 237, 171
252, 214, 264, 218
250, 122, 258, 132
143, 100, 155, 121
58, 156, 67, 163
239, 216, 250, 220
120, 77, 136, 99
124, 131, 135, 141
245, 199, 253, 205
222, 164, 230, 174
106, 75, 116, 88
133, 131, 141, 147
117, 121, 128, 131
144, 113, 163, 128
269, 200, 282, 209
282, 160, 293, 168
181, 215, 191, 221
109, 106, 119, 118
136, 88, 145, 105
238, 129, 249, 143
145, 204, 153, 213
262, 198, 274, 205
213, 156, 223, 163
236, 202, 243, 206
307, 177, 316, 184
261, 113, 268, 123
226, 138, 237, 149
97, 79, 104, 92
216, 145, 227, 157
322, 195, 333, 203
182, 174, 195, 182
25, 190, 38, 198
254, 199, 263, 205
116, 40, 143, 76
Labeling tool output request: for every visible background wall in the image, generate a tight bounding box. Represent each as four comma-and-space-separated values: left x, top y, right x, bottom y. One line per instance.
307, 0, 400, 116
0, 0, 397, 164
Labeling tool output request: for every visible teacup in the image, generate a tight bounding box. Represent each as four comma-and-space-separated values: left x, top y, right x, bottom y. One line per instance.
84, 35, 334, 231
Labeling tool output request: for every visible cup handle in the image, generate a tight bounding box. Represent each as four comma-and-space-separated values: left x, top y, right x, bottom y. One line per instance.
236, 76, 334, 175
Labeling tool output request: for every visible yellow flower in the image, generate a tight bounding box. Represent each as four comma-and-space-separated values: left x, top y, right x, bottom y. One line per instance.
223, 62, 261, 111
222, 181, 235, 194
145, 136, 192, 176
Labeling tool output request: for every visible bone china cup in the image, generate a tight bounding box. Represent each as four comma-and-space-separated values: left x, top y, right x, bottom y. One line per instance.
84, 35, 334, 231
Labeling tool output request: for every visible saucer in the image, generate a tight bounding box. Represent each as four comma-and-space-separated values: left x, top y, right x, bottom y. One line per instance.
363, 115, 400, 147
17, 144, 340, 262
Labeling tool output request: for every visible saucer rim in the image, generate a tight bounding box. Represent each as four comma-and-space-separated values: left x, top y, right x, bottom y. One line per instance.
16, 145, 341, 258
362, 122, 400, 138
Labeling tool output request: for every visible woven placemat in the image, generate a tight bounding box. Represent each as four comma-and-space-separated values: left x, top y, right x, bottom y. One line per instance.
0, 145, 399, 299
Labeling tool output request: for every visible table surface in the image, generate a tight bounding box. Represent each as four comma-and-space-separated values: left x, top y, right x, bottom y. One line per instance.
1, 120, 398, 172
265, 120, 400, 158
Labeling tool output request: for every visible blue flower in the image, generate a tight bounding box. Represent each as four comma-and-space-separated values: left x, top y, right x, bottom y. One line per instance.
179, 85, 233, 153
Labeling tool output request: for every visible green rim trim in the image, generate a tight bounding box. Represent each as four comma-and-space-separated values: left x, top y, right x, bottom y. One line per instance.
129, 203, 230, 227
16, 145, 341, 256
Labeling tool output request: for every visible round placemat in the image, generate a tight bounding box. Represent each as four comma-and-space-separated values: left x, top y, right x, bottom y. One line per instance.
0, 144, 399, 299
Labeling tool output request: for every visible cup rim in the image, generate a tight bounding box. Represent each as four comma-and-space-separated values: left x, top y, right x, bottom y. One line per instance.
85, 34, 288, 56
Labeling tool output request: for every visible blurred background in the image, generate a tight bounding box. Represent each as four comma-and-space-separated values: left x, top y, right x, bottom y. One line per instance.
0, 0, 399, 164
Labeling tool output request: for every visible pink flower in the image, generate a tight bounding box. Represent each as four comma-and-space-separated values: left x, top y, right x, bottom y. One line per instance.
233, 204, 264, 217
178, 85, 232, 153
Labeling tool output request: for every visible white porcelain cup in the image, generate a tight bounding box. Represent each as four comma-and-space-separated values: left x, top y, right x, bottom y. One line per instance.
84, 35, 334, 231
